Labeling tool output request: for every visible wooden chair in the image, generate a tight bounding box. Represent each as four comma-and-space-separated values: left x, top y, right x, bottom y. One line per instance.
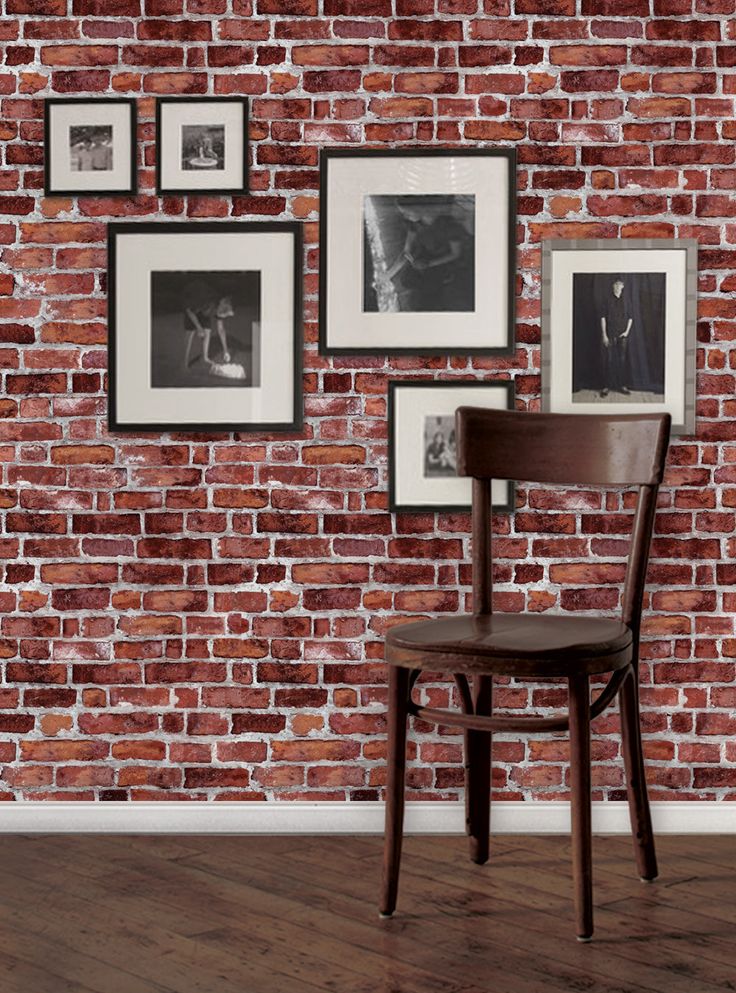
380, 408, 671, 940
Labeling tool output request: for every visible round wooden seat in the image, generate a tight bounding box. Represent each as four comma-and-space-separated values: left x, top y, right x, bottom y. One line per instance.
386, 613, 633, 677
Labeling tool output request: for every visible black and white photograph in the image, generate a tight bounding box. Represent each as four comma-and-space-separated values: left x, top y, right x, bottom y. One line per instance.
320, 148, 515, 355
108, 222, 302, 433
572, 272, 666, 403
150, 270, 260, 389
542, 239, 697, 435
389, 380, 514, 513
69, 124, 113, 172
156, 97, 248, 195
363, 194, 475, 313
181, 124, 225, 171
423, 415, 457, 477
45, 98, 137, 196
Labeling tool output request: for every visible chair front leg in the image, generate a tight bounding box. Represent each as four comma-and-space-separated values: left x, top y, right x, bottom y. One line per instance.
464, 674, 493, 865
619, 664, 658, 881
568, 673, 593, 941
380, 665, 412, 918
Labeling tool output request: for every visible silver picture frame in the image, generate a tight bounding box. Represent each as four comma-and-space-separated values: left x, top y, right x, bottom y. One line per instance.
541, 238, 697, 436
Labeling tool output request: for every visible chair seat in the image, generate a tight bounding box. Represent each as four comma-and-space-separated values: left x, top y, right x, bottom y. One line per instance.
385, 613, 633, 677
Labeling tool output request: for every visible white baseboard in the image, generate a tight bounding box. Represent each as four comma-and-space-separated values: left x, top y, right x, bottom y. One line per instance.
0, 800, 732, 834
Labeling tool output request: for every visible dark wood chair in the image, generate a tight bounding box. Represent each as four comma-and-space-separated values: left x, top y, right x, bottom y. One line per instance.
380, 408, 671, 940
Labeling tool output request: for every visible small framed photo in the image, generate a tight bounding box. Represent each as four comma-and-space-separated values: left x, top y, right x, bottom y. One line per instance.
108, 222, 302, 434
319, 148, 516, 356
388, 380, 515, 513
44, 98, 137, 196
156, 97, 248, 195
542, 239, 697, 435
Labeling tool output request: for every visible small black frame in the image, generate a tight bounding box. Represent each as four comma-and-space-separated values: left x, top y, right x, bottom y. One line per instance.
388, 378, 516, 514
319, 147, 517, 357
155, 97, 249, 196
44, 97, 138, 197
107, 221, 303, 435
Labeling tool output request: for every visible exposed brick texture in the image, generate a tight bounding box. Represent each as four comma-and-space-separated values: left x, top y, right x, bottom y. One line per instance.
0, 2, 735, 804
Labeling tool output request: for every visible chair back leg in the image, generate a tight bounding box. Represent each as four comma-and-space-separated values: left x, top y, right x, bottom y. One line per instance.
380, 665, 412, 917
619, 665, 658, 881
568, 674, 593, 941
465, 674, 493, 865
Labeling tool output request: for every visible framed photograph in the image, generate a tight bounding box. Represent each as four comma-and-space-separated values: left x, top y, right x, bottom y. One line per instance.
542, 239, 697, 435
156, 97, 248, 195
108, 222, 302, 433
388, 380, 515, 513
319, 148, 516, 356
44, 98, 137, 196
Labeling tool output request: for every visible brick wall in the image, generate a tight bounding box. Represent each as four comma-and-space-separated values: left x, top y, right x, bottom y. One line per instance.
0, 0, 734, 803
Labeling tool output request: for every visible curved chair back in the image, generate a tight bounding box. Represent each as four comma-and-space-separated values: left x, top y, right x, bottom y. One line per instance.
455, 408, 671, 486
454, 407, 671, 633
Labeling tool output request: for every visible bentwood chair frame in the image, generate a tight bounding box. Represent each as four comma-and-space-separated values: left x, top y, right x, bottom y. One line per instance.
380, 408, 671, 940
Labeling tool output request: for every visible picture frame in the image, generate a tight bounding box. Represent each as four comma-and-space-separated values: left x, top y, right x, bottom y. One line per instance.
108, 221, 302, 434
155, 97, 249, 196
319, 148, 516, 356
541, 239, 697, 435
44, 98, 137, 197
388, 380, 515, 514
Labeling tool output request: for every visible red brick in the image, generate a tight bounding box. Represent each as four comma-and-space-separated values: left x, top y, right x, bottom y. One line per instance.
584, 0, 649, 8
517, 0, 574, 10
8, 0, 67, 10
42, 45, 118, 65
550, 44, 627, 66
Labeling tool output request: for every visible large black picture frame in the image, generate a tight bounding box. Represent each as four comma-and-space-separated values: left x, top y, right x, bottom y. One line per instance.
108, 221, 303, 434
155, 96, 249, 196
319, 147, 517, 357
388, 379, 516, 514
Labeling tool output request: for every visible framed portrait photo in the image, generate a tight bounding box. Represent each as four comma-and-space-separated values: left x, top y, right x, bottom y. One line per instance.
44, 98, 137, 196
319, 148, 516, 356
108, 222, 302, 434
542, 239, 697, 435
156, 97, 248, 195
388, 380, 515, 513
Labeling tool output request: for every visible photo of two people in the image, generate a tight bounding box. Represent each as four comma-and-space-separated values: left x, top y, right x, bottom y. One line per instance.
423, 415, 457, 478
69, 125, 113, 172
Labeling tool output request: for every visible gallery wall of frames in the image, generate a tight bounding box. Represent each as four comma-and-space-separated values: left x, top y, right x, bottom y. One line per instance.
0, 12, 731, 806
46, 99, 697, 503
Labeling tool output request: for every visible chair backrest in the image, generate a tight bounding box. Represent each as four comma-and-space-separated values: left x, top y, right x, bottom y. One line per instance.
455, 408, 670, 486
454, 407, 672, 634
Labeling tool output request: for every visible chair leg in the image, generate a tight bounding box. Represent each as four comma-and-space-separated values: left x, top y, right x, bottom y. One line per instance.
465, 674, 493, 865
568, 674, 593, 941
619, 665, 658, 881
380, 665, 411, 918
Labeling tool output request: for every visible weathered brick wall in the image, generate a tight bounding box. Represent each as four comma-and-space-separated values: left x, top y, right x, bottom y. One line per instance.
0, 0, 734, 803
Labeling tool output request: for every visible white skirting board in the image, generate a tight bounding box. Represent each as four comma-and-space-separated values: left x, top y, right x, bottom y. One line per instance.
0, 800, 732, 834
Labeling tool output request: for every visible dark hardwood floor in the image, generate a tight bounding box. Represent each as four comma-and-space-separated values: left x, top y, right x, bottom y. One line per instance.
0, 833, 733, 993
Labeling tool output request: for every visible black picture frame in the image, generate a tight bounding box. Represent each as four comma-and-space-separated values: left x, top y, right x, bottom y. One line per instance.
388, 379, 516, 514
44, 97, 138, 197
155, 97, 249, 196
319, 147, 517, 357
108, 221, 303, 434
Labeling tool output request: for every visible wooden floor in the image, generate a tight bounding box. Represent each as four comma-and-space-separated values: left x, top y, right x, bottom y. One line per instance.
0, 834, 733, 993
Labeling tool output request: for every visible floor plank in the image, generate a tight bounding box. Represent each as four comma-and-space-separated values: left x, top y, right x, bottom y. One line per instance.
0, 835, 733, 993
